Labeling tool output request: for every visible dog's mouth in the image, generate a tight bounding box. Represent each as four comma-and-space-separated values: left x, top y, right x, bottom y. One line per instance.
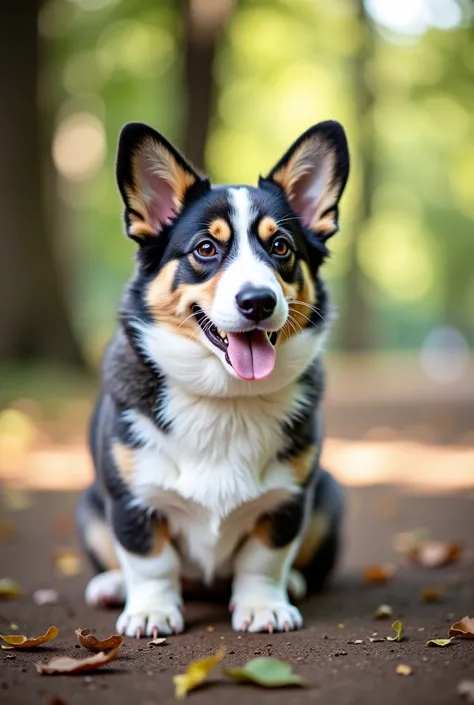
192, 305, 278, 381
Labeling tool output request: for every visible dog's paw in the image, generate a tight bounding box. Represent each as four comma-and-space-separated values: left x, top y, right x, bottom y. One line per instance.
85, 570, 125, 608
231, 598, 303, 633
116, 591, 184, 638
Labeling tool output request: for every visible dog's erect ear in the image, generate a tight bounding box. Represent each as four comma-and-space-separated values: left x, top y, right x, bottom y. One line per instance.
116, 123, 210, 241
260, 121, 349, 240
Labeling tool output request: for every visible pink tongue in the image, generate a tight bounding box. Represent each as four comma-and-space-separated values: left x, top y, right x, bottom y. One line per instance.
226, 331, 275, 380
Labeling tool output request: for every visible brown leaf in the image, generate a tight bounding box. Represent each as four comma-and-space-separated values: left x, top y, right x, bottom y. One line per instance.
396, 664, 413, 676
0, 521, 16, 541
44, 697, 69, 705
75, 628, 123, 652
421, 586, 445, 602
409, 540, 463, 568
0, 625, 58, 649
35, 645, 120, 675
54, 548, 82, 577
449, 616, 474, 639
363, 564, 395, 585
457, 680, 474, 703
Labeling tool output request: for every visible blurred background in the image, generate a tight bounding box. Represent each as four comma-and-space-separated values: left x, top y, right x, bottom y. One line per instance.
0, 0, 473, 495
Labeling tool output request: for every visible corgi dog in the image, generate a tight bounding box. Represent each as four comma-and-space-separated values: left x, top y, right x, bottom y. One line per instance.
77, 120, 349, 637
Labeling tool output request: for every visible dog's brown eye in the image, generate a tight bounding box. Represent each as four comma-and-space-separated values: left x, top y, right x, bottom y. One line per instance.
272, 238, 290, 257
196, 241, 217, 258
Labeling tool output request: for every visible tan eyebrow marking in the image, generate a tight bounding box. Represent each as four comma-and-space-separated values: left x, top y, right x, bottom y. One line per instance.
209, 218, 231, 242
258, 216, 278, 240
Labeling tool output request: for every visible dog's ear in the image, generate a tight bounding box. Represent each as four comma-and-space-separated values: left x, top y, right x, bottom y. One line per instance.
116, 123, 210, 242
260, 121, 349, 240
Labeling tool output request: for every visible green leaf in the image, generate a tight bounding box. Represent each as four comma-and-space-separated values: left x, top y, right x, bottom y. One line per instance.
386, 621, 404, 642
224, 657, 307, 688
425, 638, 454, 647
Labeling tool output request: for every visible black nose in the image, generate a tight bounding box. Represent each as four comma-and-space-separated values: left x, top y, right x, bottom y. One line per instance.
236, 286, 277, 323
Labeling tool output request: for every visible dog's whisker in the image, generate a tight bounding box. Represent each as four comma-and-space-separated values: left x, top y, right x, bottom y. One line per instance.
288, 300, 327, 323
288, 307, 319, 329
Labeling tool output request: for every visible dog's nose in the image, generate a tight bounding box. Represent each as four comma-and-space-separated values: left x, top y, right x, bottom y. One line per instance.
236, 286, 277, 323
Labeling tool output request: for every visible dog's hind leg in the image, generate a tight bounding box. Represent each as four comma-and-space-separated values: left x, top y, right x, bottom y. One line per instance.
77, 483, 125, 608
293, 468, 344, 594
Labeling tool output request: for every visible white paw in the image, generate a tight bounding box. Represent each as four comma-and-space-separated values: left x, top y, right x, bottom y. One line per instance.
85, 570, 125, 608
231, 597, 303, 633
116, 587, 184, 638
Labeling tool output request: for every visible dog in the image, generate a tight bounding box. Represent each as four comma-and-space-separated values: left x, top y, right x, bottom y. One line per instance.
77, 119, 349, 637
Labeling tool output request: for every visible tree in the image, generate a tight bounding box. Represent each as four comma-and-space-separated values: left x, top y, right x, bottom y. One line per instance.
0, 0, 84, 367
340, 0, 376, 351
182, 0, 235, 171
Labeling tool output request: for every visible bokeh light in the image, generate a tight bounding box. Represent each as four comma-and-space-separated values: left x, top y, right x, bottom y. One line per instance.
52, 113, 106, 182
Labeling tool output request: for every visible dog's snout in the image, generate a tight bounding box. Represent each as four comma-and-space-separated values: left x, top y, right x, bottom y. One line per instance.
235, 286, 277, 323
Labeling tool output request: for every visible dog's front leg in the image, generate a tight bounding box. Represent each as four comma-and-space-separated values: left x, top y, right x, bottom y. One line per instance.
230, 495, 306, 633
111, 499, 183, 638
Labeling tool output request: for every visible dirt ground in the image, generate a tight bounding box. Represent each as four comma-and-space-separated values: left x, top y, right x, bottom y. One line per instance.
1, 485, 473, 705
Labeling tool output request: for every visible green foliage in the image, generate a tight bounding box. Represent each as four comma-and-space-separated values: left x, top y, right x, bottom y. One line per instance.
44, 0, 474, 353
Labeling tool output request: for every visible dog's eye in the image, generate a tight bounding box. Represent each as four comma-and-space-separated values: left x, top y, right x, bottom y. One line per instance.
271, 238, 290, 257
195, 241, 217, 258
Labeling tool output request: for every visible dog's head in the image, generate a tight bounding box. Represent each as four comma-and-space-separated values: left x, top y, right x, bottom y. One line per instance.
117, 122, 349, 395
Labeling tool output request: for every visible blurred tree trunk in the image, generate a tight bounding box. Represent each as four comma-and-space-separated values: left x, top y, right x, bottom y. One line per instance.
340, 0, 376, 351
183, 0, 235, 171
0, 0, 83, 367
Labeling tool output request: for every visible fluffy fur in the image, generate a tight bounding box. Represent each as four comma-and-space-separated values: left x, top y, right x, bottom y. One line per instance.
77, 120, 349, 637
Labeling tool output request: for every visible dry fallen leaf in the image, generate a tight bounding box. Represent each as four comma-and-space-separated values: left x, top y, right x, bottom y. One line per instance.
449, 616, 474, 639
421, 587, 445, 602
173, 647, 225, 699
225, 657, 307, 688
374, 604, 393, 620
396, 664, 413, 676
425, 638, 454, 647
54, 548, 82, 577
35, 645, 120, 675
363, 564, 395, 585
0, 625, 58, 649
148, 638, 167, 646
408, 540, 463, 568
44, 696, 69, 705
386, 621, 404, 642
75, 628, 123, 652
458, 680, 474, 703
0, 521, 16, 541
0, 577, 22, 599
33, 588, 59, 606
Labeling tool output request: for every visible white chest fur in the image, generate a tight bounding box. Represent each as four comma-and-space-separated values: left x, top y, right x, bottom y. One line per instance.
124, 382, 303, 582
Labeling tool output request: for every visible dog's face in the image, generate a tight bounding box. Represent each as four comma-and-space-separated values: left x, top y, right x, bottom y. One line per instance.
116, 122, 349, 392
